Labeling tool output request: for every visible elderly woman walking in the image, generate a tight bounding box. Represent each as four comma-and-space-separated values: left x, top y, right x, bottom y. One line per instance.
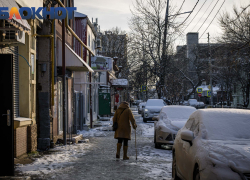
113, 102, 137, 160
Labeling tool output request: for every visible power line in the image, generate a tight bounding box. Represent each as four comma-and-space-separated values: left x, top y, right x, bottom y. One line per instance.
190, 0, 216, 32
176, 0, 200, 28
170, 0, 200, 42
172, 0, 186, 22
197, 0, 220, 32
199, 0, 225, 39
183, 0, 208, 31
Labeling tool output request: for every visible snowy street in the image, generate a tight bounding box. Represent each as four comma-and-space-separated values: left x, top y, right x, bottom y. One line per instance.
15, 108, 173, 180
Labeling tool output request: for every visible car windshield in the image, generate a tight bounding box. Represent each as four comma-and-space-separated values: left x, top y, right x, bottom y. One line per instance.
201, 110, 250, 140
146, 99, 165, 106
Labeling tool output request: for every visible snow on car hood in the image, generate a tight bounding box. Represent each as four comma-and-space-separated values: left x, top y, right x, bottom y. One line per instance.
205, 140, 250, 173
170, 121, 186, 130
145, 106, 163, 112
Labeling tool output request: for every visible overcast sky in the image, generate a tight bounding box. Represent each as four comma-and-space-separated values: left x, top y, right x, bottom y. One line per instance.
75, 0, 249, 46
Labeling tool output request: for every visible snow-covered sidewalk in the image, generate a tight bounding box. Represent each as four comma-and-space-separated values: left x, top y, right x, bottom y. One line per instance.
16, 142, 92, 176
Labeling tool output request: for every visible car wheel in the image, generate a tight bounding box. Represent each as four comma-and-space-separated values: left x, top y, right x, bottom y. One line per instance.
143, 118, 147, 123
193, 165, 200, 180
154, 131, 161, 149
172, 154, 181, 180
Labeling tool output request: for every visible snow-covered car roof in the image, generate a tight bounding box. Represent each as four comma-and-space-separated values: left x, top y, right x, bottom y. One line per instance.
146, 99, 165, 106
161, 105, 197, 120
191, 109, 250, 140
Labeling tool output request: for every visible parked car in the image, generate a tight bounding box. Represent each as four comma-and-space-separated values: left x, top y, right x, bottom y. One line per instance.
187, 99, 198, 107
143, 99, 166, 123
153, 106, 196, 148
141, 104, 146, 117
138, 102, 146, 114
213, 101, 232, 108
135, 100, 143, 106
172, 109, 250, 180
183, 101, 189, 106
196, 101, 206, 108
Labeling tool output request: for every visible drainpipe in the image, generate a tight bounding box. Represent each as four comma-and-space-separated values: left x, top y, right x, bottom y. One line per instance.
54, 20, 57, 97
89, 54, 93, 128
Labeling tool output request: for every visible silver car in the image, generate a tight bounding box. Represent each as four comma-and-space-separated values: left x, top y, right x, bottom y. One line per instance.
154, 106, 196, 148
172, 109, 250, 180
138, 102, 146, 114
143, 99, 166, 123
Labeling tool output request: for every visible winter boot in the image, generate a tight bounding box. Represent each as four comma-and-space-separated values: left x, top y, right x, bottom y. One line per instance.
116, 143, 122, 158
123, 146, 129, 160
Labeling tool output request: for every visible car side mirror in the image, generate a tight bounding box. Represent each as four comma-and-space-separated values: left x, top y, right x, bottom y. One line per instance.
152, 116, 159, 121
181, 130, 194, 146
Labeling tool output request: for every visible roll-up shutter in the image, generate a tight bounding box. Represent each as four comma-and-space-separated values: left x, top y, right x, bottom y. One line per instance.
6, 46, 19, 118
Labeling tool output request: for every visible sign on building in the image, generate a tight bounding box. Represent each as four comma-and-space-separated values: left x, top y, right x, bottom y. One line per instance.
91, 56, 113, 71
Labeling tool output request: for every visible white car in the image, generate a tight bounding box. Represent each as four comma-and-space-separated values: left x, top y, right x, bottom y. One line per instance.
143, 99, 166, 123
187, 99, 198, 107
138, 102, 146, 114
172, 109, 250, 180
154, 106, 196, 148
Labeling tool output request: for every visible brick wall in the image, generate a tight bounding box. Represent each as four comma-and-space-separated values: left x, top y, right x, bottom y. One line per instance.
14, 126, 27, 158
27, 124, 37, 152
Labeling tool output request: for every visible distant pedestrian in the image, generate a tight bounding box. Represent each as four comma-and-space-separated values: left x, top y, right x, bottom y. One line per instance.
113, 102, 137, 160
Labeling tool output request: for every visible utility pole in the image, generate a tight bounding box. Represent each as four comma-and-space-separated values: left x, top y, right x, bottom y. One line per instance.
161, 0, 170, 98
62, 19, 67, 145
208, 32, 213, 106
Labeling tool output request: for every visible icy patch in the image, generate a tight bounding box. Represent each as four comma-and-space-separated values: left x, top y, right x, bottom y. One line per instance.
78, 128, 108, 137
16, 143, 92, 175
138, 123, 154, 137
137, 145, 172, 179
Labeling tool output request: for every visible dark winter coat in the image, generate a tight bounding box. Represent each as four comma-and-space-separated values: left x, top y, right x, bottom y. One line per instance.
113, 103, 137, 140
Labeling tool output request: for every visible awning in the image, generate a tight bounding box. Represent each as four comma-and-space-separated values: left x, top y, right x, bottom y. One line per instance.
111, 79, 128, 87
0, 0, 31, 32
57, 38, 94, 72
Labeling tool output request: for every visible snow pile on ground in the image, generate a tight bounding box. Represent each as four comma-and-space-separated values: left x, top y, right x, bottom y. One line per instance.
137, 145, 172, 179
138, 118, 154, 137
78, 128, 108, 137
16, 143, 92, 176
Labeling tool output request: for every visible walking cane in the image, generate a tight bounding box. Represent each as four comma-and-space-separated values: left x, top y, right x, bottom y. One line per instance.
135, 129, 137, 160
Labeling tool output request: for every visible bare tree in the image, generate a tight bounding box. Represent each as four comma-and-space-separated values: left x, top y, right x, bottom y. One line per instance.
128, 0, 184, 99
218, 5, 250, 107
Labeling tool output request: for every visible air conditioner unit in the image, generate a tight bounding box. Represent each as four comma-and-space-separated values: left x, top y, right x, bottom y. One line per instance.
1, 21, 25, 45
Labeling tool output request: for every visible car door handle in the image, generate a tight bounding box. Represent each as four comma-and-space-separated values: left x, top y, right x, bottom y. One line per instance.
2, 110, 11, 126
